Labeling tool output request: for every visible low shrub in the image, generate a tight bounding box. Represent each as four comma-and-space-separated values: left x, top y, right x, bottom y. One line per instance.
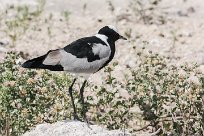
89, 48, 204, 135
1, 49, 204, 135
0, 52, 72, 135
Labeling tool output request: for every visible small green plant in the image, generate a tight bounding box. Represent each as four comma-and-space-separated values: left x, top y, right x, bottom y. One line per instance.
0, 52, 72, 135
130, 0, 165, 24
63, 11, 70, 22
124, 28, 132, 39
62, 10, 71, 27
3, 0, 45, 46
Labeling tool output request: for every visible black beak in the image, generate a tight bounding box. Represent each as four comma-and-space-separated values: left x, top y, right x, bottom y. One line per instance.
119, 35, 127, 40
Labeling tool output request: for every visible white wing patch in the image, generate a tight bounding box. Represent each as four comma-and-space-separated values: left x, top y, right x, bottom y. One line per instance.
92, 43, 110, 58
43, 50, 61, 65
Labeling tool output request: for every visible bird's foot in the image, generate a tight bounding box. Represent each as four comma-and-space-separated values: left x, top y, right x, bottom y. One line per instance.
73, 113, 94, 126
83, 116, 94, 129
73, 114, 83, 122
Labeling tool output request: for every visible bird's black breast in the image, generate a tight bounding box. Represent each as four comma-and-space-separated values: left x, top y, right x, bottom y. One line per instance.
64, 36, 107, 62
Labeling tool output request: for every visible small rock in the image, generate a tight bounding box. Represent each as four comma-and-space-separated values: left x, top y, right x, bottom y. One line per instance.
23, 120, 132, 136
188, 75, 201, 86
177, 11, 188, 17
187, 7, 195, 14
0, 39, 9, 46
197, 65, 204, 74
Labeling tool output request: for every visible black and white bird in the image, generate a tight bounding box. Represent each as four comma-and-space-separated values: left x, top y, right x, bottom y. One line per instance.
22, 25, 127, 121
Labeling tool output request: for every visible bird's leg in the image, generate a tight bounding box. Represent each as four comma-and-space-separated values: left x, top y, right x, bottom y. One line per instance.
79, 80, 88, 122
68, 78, 81, 120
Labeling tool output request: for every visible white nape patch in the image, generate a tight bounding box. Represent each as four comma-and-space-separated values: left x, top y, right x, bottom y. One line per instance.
59, 50, 110, 74
43, 50, 61, 65
107, 25, 118, 33
92, 43, 111, 58
95, 34, 109, 46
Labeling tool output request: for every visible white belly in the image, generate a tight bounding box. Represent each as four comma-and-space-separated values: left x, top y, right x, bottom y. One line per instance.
60, 50, 109, 74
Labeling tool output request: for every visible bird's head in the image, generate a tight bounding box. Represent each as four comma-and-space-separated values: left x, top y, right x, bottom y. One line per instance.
97, 25, 127, 42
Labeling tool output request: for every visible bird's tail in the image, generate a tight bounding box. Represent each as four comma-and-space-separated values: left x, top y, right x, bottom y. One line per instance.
22, 51, 63, 71
22, 54, 47, 69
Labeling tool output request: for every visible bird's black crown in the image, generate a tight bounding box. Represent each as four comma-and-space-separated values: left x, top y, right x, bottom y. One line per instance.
98, 26, 121, 42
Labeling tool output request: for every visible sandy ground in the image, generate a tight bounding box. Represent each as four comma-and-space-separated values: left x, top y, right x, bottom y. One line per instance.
0, 0, 204, 81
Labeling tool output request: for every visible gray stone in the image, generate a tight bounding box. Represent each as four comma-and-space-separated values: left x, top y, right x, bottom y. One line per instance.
23, 120, 131, 136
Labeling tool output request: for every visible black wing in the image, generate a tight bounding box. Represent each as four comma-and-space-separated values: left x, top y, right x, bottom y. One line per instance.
63, 36, 107, 62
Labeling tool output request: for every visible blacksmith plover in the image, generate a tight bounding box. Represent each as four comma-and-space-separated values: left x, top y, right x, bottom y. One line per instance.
22, 25, 127, 121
